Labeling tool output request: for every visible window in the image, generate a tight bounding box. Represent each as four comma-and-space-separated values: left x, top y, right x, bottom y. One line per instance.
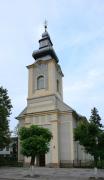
57, 79, 59, 92
37, 75, 44, 89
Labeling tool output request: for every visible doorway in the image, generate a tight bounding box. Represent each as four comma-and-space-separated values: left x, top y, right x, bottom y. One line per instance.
38, 154, 45, 166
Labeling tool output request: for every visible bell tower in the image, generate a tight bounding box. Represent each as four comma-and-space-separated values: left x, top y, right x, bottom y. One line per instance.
27, 24, 64, 102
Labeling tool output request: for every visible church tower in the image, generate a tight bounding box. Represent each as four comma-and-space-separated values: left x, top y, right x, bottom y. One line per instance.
17, 24, 89, 167
27, 24, 63, 102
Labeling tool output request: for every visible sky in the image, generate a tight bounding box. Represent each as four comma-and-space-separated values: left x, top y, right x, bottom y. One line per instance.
0, 0, 104, 132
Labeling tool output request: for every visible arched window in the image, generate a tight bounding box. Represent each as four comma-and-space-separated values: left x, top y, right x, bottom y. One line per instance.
37, 75, 44, 89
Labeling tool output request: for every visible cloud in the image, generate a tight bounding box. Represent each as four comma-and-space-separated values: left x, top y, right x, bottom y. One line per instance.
64, 68, 103, 95
63, 40, 104, 119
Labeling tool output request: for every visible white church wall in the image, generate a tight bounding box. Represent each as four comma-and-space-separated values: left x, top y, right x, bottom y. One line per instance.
58, 114, 74, 163
27, 100, 55, 113
27, 96, 57, 113
55, 63, 63, 100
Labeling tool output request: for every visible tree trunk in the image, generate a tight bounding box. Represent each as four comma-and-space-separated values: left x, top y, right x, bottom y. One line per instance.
30, 155, 35, 166
30, 156, 35, 177
36, 156, 39, 167
94, 156, 98, 168
94, 156, 98, 178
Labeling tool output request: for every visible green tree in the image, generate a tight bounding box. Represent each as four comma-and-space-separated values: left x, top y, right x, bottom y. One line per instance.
19, 125, 52, 166
0, 86, 12, 148
74, 107, 104, 167
89, 107, 102, 128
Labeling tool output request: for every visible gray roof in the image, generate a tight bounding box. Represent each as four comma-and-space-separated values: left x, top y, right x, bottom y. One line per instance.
32, 46, 59, 63
16, 107, 27, 120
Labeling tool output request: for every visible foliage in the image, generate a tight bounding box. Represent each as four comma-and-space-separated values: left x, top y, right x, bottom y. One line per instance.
19, 125, 52, 165
0, 86, 12, 148
74, 107, 104, 167
89, 107, 103, 128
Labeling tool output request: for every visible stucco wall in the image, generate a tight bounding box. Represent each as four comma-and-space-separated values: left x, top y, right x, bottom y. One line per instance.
58, 114, 74, 163
27, 59, 63, 101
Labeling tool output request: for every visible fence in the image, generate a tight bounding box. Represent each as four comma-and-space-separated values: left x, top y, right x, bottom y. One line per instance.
0, 156, 23, 167
0, 156, 104, 168
73, 160, 104, 169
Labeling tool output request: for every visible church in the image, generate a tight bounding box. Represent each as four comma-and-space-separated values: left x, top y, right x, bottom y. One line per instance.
17, 24, 92, 167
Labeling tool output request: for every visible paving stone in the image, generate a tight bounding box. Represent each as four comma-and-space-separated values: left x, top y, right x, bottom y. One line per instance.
0, 167, 104, 180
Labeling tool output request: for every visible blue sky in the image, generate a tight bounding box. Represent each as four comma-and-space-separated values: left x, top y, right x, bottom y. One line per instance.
0, 0, 104, 131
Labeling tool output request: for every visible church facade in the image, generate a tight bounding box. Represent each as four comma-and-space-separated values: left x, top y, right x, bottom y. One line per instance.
17, 26, 92, 167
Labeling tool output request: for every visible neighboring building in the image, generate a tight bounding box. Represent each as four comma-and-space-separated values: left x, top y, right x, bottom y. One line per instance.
0, 146, 10, 156
17, 25, 92, 167
0, 137, 18, 159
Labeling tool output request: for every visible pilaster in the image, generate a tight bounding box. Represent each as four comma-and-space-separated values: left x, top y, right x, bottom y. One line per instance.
51, 120, 59, 167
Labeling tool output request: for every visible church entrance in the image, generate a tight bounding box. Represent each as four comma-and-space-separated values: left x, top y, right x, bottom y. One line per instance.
38, 154, 45, 166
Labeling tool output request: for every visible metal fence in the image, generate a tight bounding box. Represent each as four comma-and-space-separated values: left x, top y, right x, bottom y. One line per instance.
73, 160, 104, 169
0, 156, 23, 167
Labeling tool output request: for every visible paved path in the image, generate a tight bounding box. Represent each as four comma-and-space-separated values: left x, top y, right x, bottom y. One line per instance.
0, 167, 104, 180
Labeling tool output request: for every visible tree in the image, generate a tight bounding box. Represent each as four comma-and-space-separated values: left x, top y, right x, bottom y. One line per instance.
74, 107, 104, 167
0, 86, 12, 148
89, 107, 103, 128
19, 125, 52, 166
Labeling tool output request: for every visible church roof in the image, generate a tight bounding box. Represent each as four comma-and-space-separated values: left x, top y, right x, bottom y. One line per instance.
16, 107, 27, 119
